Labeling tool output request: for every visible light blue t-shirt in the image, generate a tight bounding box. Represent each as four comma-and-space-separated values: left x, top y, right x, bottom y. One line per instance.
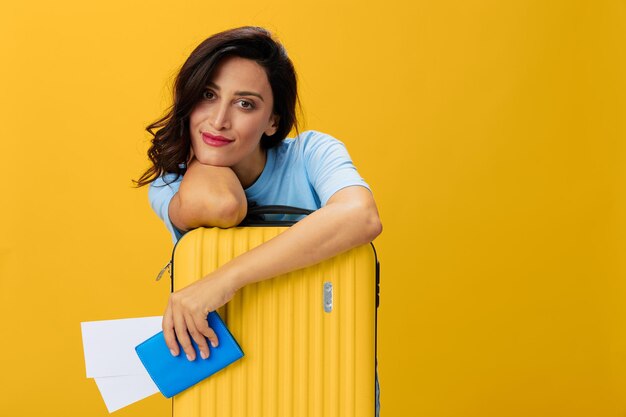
148, 130, 370, 242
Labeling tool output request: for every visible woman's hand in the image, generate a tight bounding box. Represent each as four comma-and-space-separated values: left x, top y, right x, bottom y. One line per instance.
163, 271, 238, 361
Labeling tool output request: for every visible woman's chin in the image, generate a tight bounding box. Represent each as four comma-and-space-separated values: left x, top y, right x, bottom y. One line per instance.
196, 159, 231, 168
193, 153, 232, 167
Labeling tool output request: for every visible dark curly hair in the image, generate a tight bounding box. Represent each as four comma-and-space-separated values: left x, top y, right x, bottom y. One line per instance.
135, 26, 300, 187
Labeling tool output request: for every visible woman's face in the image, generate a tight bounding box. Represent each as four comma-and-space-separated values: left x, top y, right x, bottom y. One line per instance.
189, 56, 278, 184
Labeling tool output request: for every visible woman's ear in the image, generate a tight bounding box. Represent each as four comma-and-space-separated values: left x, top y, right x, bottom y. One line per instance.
265, 114, 280, 136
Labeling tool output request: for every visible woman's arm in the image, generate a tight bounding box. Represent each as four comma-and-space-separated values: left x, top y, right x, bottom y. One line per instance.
163, 185, 382, 361
168, 158, 248, 232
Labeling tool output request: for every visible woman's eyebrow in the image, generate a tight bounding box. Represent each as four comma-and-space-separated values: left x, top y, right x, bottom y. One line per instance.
237, 91, 264, 102
206, 82, 265, 102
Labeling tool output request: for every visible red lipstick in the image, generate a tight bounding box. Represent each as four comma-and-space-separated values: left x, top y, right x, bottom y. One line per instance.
201, 132, 233, 147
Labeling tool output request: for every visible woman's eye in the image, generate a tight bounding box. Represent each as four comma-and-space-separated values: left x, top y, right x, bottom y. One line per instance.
202, 90, 215, 100
238, 100, 255, 110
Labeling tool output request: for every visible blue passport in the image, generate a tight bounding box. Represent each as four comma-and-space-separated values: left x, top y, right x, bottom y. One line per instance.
135, 311, 244, 398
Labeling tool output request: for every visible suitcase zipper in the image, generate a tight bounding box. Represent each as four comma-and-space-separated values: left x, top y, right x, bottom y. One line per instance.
155, 260, 172, 281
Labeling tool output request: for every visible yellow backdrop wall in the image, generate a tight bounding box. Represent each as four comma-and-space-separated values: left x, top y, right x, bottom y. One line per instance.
1, 1, 624, 416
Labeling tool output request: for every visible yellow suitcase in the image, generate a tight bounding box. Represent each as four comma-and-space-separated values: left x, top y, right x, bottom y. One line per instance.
170, 211, 379, 417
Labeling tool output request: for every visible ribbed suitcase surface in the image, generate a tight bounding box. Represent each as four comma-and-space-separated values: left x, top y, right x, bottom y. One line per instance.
171, 226, 377, 417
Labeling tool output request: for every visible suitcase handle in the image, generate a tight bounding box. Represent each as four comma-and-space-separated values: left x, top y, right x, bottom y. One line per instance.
247, 205, 314, 216
240, 205, 314, 226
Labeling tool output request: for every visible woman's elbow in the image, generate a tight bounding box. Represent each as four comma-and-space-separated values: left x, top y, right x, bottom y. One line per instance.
349, 202, 382, 244
363, 210, 383, 242
177, 191, 247, 229
212, 195, 247, 227
332, 188, 382, 243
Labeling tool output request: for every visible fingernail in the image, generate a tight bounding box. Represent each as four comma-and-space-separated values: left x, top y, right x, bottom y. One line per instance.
186, 354, 194, 361
211, 341, 218, 348
170, 349, 178, 357
201, 351, 209, 360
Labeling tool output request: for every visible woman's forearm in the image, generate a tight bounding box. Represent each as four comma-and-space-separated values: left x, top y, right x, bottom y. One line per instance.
218, 186, 382, 291
169, 160, 247, 231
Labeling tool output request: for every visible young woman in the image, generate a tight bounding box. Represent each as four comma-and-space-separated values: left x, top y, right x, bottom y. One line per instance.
136, 26, 382, 412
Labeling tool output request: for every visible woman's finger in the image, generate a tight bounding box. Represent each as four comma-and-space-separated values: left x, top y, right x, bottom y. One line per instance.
193, 314, 219, 350
163, 302, 179, 356
184, 312, 210, 360
173, 307, 196, 361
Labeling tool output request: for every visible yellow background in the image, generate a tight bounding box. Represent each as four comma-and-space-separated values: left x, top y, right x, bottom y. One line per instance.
1, 1, 624, 416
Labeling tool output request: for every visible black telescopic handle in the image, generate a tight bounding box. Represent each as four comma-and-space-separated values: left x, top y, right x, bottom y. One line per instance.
246, 205, 314, 216
240, 205, 314, 226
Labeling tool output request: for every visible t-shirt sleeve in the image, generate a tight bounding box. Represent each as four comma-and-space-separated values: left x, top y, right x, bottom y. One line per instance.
148, 173, 184, 243
301, 131, 371, 206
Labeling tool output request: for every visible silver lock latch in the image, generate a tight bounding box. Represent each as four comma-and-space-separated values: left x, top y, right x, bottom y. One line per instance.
323, 282, 333, 313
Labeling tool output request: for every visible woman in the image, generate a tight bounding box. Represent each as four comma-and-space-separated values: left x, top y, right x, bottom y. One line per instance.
136, 26, 382, 412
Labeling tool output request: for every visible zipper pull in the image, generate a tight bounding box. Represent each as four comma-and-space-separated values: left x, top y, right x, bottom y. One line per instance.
156, 260, 172, 281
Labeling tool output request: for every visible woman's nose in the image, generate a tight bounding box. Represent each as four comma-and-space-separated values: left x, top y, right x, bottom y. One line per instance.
210, 103, 231, 130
